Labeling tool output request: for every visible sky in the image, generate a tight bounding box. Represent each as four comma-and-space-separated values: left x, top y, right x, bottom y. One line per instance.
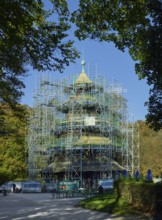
20, 1, 150, 122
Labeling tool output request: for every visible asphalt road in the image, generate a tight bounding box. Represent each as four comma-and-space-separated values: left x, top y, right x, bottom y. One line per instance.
0, 193, 155, 220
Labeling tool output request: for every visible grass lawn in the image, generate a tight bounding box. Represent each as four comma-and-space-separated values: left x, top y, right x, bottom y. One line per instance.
78, 192, 142, 216
77, 180, 162, 218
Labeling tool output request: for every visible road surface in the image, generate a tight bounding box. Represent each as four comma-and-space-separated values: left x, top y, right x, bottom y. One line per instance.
0, 193, 154, 220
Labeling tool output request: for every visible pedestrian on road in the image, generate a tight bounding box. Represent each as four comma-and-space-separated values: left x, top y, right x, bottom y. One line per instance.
13, 183, 16, 193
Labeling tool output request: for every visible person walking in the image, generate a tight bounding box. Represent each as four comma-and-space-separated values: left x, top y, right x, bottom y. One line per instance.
13, 183, 16, 193
2, 184, 7, 196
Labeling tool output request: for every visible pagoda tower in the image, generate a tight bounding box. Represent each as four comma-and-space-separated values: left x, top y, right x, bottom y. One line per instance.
27, 59, 140, 186
49, 59, 128, 187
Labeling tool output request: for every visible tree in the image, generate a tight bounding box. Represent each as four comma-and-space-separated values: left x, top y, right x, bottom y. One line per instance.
0, 0, 79, 107
0, 104, 29, 181
71, 0, 162, 130
145, 86, 162, 131
138, 120, 162, 177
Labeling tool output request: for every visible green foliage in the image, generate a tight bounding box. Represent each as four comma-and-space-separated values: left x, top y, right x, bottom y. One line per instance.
0, 0, 79, 106
0, 0, 161, 131
138, 121, 162, 177
79, 179, 162, 216
71, 0, 162, 130
145, 87, 162, 131
0, 168, 11, 185
0, 104, 29, 182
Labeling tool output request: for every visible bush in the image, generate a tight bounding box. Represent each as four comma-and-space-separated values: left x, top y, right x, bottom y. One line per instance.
114, 178, 162, 213
0, 168, 11, 185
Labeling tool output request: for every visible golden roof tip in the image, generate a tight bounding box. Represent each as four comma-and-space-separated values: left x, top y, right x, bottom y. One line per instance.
75, 59, 92, 84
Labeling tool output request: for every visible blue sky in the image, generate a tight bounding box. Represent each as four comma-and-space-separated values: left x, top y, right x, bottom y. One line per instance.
20, 1, 150, 121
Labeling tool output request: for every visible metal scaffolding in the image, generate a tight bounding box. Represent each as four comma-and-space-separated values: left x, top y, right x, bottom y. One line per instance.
27, 61, 140, 186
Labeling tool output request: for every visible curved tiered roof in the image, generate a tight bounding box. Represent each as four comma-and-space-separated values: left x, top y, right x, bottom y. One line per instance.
49, 159, 125, 172
74, 59, 92, 85
75, 72, 92, 84
74, 135, 111, 146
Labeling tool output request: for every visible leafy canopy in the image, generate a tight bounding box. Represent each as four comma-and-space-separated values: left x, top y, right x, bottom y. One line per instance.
0, 104, 29, 182
71, 0, 162, 130
0, 0, 79, 106
1, 0, 161, 130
